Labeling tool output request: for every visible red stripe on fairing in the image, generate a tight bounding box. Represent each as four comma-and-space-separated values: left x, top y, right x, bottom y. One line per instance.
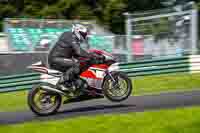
30, 66, 48, 74
35, 68, 48, 73
80, 70, 103, 79
80, 70, 97, 78
36, 68, 48, 73
80, 64, 108, 79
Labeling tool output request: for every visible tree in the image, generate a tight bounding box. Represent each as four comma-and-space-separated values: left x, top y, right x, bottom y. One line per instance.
1, 0, 200, 34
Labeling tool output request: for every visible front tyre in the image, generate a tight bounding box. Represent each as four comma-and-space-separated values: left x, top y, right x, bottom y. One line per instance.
102, 72, 132, 102
28, 83, 62, 116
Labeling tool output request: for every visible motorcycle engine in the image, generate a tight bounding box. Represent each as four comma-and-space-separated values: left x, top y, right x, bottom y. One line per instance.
74, 78, 88, 90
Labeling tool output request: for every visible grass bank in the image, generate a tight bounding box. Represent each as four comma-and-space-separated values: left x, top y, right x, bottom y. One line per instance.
1, 106, 200, 133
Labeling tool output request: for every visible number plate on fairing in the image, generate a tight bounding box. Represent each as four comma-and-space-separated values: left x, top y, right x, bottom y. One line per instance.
96, 70, 105, 78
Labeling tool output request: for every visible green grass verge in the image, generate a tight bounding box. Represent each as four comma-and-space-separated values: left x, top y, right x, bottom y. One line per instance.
0, 73, 200, 112
1, 106, 200, 133
0, 91, 28, 112
133, 72, 200, 94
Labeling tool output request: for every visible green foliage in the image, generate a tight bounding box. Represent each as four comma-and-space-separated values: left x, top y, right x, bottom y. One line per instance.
39, 5, 64, 18
0, 4, 17, 19
70, 4, 96, 19
0, 0, 200, 34
103, 0, 127, 33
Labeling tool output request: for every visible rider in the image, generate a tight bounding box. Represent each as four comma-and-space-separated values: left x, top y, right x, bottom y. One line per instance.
48, 23, 102, 90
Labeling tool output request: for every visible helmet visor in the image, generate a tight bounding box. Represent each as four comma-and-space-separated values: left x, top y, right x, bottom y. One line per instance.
79, 31, 88, 40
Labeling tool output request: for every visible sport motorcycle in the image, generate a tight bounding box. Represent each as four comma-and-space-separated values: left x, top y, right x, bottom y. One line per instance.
27, 49, 132, 116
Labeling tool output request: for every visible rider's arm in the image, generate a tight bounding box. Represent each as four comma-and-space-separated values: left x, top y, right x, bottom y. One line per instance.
72, 42, 92, 58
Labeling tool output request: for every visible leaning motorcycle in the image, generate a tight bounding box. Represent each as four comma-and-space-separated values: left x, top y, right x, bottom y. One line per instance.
27, 49, 132, 116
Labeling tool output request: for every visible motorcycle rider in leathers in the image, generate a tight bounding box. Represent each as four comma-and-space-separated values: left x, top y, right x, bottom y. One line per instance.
48, 24, 103, 91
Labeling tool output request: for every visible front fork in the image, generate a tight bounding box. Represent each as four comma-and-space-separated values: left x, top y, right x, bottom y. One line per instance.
105, 70, 121, 90
105, 70, 116, 83
105, 70, 118, 88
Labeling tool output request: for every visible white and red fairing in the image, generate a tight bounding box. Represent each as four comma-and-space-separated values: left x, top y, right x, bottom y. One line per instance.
28, 49, 120, 89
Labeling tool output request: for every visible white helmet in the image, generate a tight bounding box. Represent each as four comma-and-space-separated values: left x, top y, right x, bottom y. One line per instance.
72, 24, 89, 42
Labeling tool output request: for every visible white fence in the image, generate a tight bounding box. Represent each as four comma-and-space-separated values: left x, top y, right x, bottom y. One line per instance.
124, 2, 198, 61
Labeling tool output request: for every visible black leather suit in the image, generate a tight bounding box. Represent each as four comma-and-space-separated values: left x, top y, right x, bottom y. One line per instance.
48, 31, 92, 85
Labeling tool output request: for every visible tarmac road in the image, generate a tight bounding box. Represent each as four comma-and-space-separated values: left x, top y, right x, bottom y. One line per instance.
1, 90, 200, 125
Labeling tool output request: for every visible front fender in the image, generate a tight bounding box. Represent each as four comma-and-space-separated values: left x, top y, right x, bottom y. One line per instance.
108, 63, 120, 72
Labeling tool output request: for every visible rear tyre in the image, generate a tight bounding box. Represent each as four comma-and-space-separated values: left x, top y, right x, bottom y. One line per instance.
28, 82, 62, 116
102, 72, 132, 102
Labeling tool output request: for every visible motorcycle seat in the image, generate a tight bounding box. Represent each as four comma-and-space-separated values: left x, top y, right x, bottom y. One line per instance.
29, 61, 62, 74
31, 61, 46, 67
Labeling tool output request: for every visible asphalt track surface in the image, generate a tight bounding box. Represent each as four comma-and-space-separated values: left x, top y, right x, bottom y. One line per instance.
1, 90, 200, 125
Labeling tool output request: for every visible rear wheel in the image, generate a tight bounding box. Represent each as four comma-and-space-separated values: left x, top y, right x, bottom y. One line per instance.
28, 83, 62, 116
102, 72, 132, 102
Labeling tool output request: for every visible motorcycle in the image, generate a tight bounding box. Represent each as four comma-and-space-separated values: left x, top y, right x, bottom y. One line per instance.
27, 49, 132, 116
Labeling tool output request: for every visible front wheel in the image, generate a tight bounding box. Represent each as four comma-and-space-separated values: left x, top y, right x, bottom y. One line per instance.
102, 72, 132, 102
28, 82, 62, 116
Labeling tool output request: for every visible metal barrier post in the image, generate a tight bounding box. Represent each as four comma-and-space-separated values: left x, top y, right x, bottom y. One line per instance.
124, 12, 133, 61
191, 7, 198, 54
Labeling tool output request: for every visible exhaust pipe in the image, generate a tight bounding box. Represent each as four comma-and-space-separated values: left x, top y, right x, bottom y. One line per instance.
41, 85, 66, 96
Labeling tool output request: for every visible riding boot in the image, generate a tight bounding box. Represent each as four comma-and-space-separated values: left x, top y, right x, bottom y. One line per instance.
59, 63, 80, 91
57, 75, 71, 91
